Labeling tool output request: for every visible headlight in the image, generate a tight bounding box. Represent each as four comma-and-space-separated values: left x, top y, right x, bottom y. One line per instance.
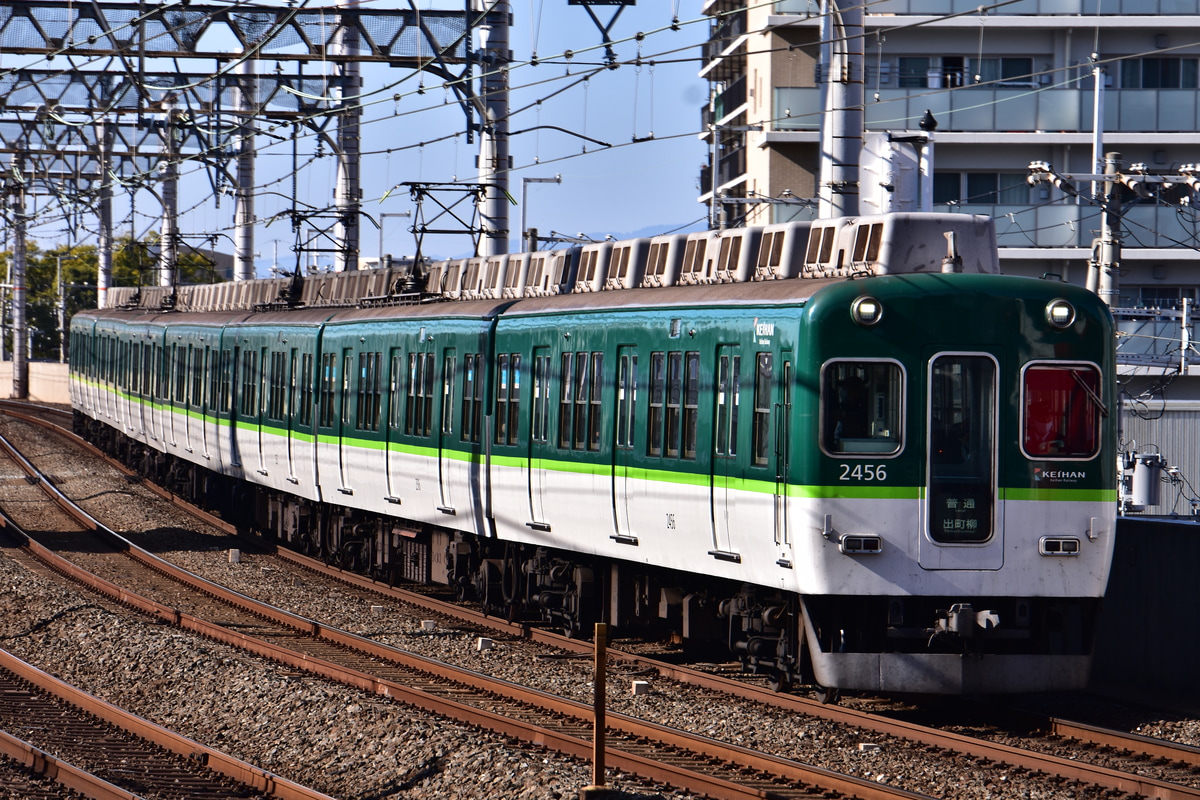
1045, 299, 1076, 329
851, 296, 883, 326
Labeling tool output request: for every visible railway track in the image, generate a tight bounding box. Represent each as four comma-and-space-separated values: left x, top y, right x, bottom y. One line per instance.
5, 401, 1200, 799
0, 417, 931, 800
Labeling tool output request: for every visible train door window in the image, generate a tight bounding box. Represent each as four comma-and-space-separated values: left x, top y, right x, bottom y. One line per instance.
287, 350, 298, 424
573, 352, 590, 449
665, 351, 683, 457
357, 351, 382, 432
683, 351, 699, 459
129, 342, 140, 393
1021, 363, 1103, 459
752, 352, 773, 466
441, 352, 456, 435
388, 352, 403, 429
715, 350, 740, 457
821, 361, 903, 455
318, 353, 337, 427
559, 352, 574, 449
241, 350, 259, 417
532, 350, 550, 443
142, 343, 154, 394
461, 353, 482, 443
342, 352, 354, 426
616, 351, 637, 449
647, 351, 665, 456
298, 353, 313, 427
928, 354, 996, 543
588, 352, 603, 451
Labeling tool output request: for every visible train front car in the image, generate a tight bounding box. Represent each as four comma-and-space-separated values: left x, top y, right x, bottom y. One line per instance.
790, 272, 1116, 695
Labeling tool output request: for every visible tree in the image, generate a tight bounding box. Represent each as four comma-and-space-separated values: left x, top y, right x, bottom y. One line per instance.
10, 235, 225, 361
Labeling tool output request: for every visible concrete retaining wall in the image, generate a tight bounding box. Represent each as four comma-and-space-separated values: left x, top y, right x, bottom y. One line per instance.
0, 362, 70, 405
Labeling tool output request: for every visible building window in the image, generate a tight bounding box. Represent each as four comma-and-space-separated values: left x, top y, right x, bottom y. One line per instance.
934, 172, 1027, 205
1121, 57, 1199, 89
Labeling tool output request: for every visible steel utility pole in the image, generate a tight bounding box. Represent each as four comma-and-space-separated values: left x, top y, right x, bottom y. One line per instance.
234, 59, 258, 281
8, 153, 25, 399
818, 0, 863, 218
334, 0, 363, 272
475, 1, 511, 257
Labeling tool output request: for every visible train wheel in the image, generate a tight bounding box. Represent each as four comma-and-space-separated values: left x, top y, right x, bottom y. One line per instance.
814, 685, 841, 705
767, 670, 791, 693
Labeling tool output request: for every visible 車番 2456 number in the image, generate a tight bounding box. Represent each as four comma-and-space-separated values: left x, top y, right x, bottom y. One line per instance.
839, 463, 887, 481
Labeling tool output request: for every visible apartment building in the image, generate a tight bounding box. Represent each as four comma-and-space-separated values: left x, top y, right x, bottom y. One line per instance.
700, 0, 1200, 306
699, 0, 1200, 514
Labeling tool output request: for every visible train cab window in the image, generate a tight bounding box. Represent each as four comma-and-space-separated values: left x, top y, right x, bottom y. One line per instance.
1021, 363, 1103, 459
821, 360, 903, 455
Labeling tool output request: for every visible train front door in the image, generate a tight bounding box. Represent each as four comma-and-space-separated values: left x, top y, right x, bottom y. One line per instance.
919, 352, 1004, 570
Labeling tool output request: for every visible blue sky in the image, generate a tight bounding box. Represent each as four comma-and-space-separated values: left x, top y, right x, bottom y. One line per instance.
256, 0, 713, 269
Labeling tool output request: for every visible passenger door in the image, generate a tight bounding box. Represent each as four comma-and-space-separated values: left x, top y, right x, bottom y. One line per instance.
612, 345, 638, 542
527, 346, 552, 529
710, 344, 741, 558
437, 348, 457, 513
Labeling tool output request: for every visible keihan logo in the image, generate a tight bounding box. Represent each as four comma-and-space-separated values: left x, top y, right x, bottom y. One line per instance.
1035, 467, 1087, 481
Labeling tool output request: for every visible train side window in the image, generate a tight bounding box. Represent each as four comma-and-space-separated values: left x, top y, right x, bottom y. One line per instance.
191, 347, 203, 407
588, 352, 603, 451
821, 360, 903, 456
357, 351, 381, 432
559, 352, 574, 449
298, 353, 313, 427
405, 353, 434, 437
648, 351, 665, 456
461, 352, 482, 443
752, 352, 773, 466
269, 351, 287, 421
573, 352, 590, 450
683, 351, 699, 459
665, 351, 683, 457
319, 353, 337, 427
1022, 363, 1102, 459
241, 350, 260, 417
495, 354, 510, 444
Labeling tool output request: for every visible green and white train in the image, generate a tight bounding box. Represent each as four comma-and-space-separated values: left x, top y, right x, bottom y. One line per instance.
69, 213, 1117, 696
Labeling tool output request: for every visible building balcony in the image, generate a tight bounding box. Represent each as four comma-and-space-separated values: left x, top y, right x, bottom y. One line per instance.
942, 202, 1200, 249
773, 86, 1200, 133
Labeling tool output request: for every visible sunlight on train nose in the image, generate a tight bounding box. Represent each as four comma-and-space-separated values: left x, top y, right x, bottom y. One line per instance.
851, 296, 882, 326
